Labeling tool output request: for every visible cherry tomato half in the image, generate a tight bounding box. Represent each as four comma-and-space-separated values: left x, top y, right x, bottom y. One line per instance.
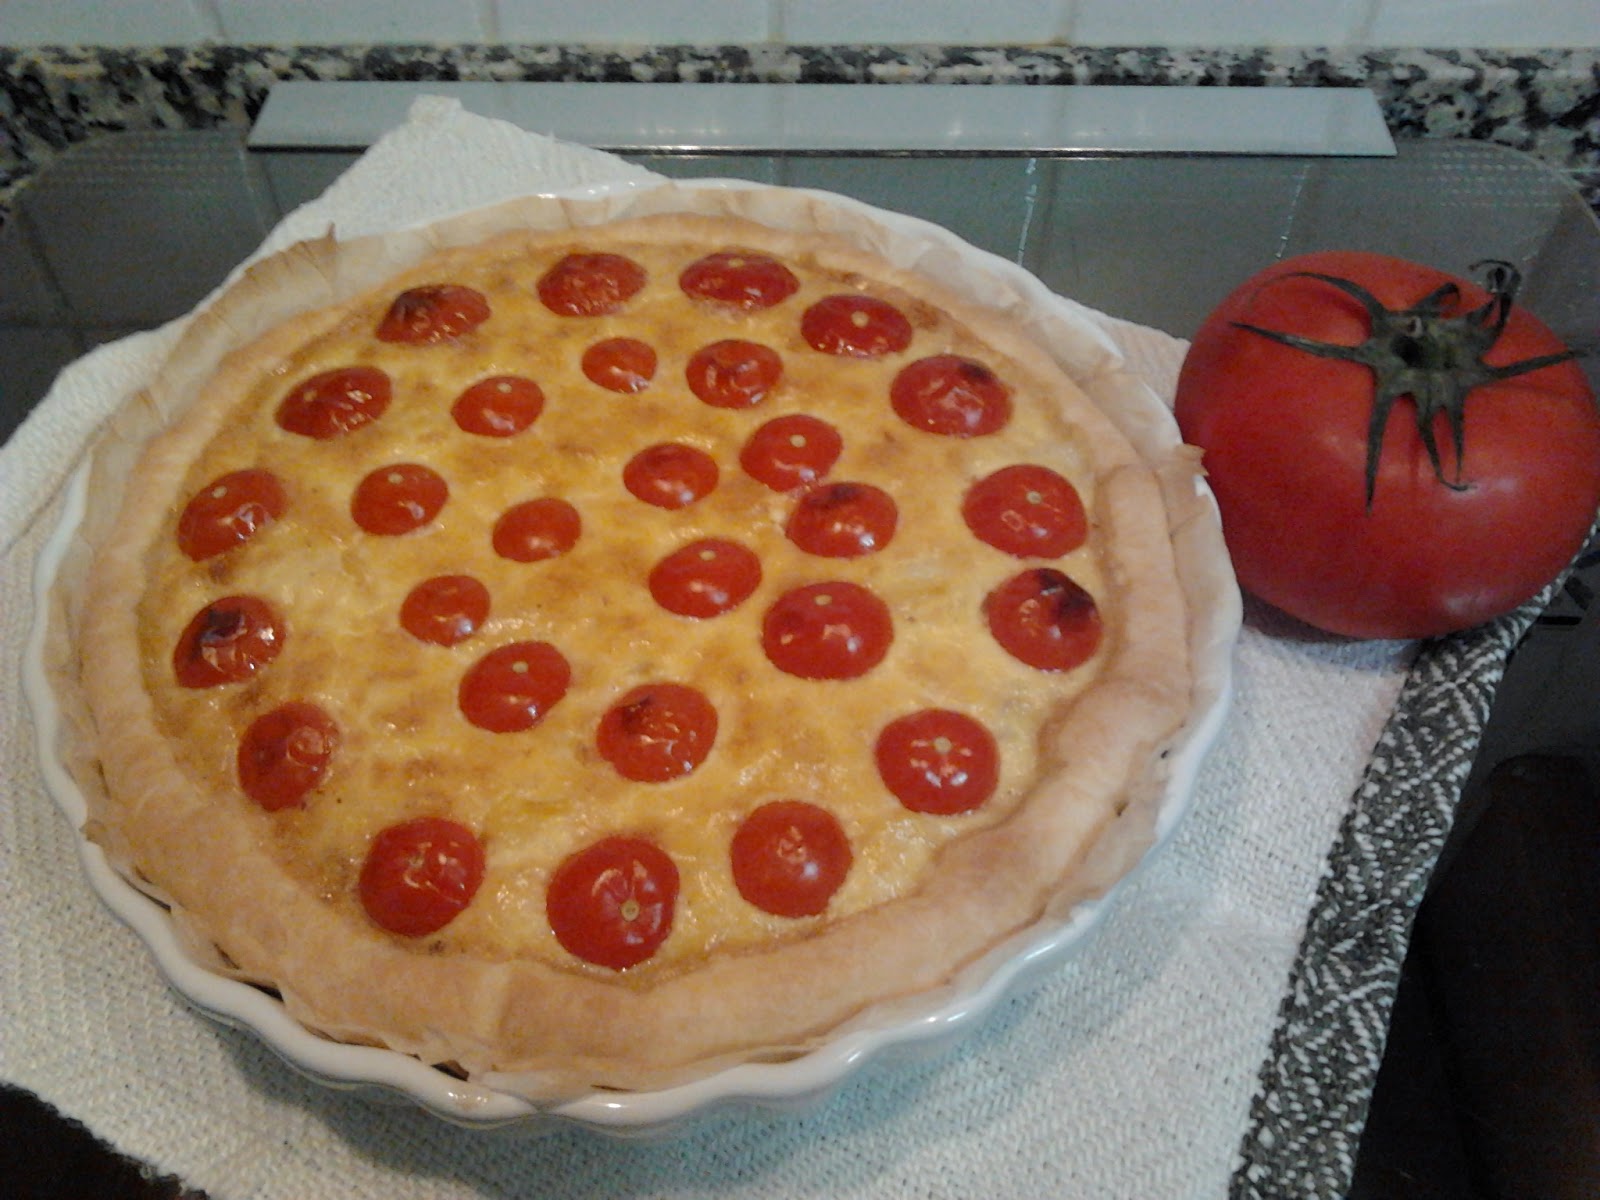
800, 294, 913, 358
685, 339, 783, 409
176, 468, 287, 561
761, 582, 893, 680
537, 252, 646, 317
679, 251, 799, 310
648, 538, 762, 618
276, 366, 391, 440
359, 817, 485, 938
596, 683, 718, 782
740, 414, 843, 492
375, 284, 490, 344
237, 701, 338, 812
890, 355, 1011, 436
582, 337, 658, 394
874, 709, 999, 815
492, 498, 581, 562
458, 641, 571, 733
730, 800, 852, 918
351, 464, 448, 536
785, 482, 898, 558
400, 574, 490, 646
623, 443, 718, 509
173, 595, 283, 688
983, 568, 1101, 672
962, 464, 1086, 558
546, 836, 679, 970
451, 375, 544, 437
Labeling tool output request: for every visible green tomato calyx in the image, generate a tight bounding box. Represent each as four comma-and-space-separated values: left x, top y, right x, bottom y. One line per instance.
1233, 260, 1575, 509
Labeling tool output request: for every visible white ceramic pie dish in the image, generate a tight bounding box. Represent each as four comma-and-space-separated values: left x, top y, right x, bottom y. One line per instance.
24, 177, 1241, 1133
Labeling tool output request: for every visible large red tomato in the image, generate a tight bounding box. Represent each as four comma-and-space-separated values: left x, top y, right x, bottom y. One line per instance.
1175, 251, 1600, 639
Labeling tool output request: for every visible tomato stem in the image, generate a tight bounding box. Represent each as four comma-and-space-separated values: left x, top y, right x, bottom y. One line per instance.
1234, 260, 1577, 509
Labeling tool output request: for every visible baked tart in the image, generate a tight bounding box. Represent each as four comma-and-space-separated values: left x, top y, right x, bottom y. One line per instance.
54, 185, 1212, 1097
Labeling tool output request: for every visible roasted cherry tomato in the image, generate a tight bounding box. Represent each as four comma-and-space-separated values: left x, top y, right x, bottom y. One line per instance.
679, 251, 799, 310
451, 375, 544, 436
685, 339, 783, 409
176, 468, 287, 561
891, 355, 1011, 436
785, 482, 898, 558
458, 641, 571, 733
400, 574, 490, 646
730, 800, 852, 918
173, 595, 283, 688
762, 582, 893, 680
359, 817, 485, 938
237, 701, 338, 812
276, 366, 390, 439
962, 464, 1086, 558
546, 836, 679, 970
375, 284, 490, 344
582, 337, 657, 393
537, 252, 646, 317
740, 414, 843, 492
801, 295, 913, 358
492, 497, 581, 562
624, 443, 718, 509
1175, 252, 1600, 638
983, 568, 1101, 672
350, 463, 448, 536
596, 683, 718, 782
648, 538, 762, 618
875, 709, 999, 815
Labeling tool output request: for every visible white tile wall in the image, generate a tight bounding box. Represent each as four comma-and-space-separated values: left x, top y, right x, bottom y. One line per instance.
0, 0, 215, 45
1366, 0, 1600, 48
213, 0, 492, 45
496, 0, 769, 44
1, 0, 1596, 48
1070, 0, 1370, 50
778, 0, 1071, 45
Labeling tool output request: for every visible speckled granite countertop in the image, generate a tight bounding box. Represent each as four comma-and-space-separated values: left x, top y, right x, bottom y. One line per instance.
2, 44, 1598, 218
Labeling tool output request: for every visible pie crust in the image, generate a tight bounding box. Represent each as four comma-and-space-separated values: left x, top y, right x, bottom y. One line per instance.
57, 185, 1204, 1095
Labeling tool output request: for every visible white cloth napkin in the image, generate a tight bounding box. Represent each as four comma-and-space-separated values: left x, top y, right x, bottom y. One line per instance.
0, 97, 1411, 1199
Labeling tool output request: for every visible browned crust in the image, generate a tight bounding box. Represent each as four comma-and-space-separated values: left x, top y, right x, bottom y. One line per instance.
65, 194, 1197, 1094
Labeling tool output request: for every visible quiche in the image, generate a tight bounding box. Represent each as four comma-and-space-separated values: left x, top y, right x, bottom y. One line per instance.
64, 193, 1200, 1095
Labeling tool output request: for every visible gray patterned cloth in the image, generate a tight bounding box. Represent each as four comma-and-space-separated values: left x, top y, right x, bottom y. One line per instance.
1233, 584, 1553, 1197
